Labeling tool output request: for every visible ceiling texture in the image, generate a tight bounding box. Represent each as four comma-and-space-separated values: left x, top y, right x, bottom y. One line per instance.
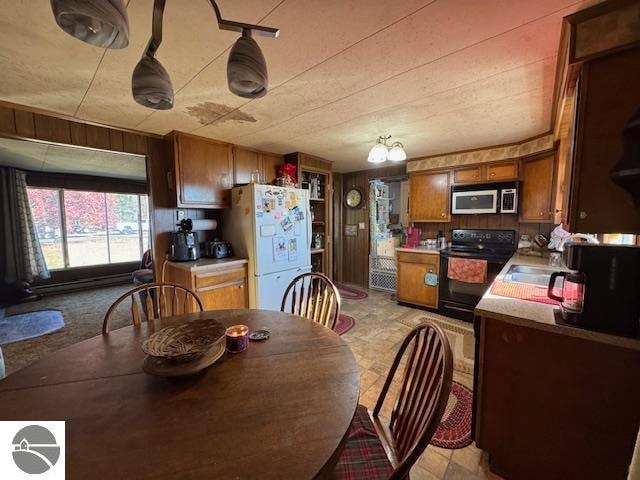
0, 0, 597, 172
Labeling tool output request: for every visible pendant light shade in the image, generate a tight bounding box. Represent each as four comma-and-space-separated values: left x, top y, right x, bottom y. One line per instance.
132, 55, 174, 110
50, 0, 129, 49
368, 142, 389, 164
387, 142, 407, 162
227, 31, 268, 99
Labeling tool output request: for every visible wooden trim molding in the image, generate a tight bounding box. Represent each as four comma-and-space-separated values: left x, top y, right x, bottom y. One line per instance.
407, 134, 554, 173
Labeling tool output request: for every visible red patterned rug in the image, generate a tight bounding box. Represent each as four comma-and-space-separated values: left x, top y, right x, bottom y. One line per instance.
336, 284, 368, 300
430, 381, 473, 449
335, 314, 355, 336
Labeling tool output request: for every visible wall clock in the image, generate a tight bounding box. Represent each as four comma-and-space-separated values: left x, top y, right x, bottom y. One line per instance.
344, 187, 364, 209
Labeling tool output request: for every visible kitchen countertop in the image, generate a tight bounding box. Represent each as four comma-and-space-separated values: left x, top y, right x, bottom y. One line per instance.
475, 253, 640, 351
395, 246, 441, 254
165, 257, 248, 273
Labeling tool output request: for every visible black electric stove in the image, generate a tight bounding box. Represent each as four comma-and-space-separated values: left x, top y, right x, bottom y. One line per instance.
438, 229, 516, 322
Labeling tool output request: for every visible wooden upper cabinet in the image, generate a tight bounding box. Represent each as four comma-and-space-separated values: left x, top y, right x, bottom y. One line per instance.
233, 147, 260, 185
173, 132, 233, 208
260, 153, 283, 185
487, 161, 518, 181
453, 166, 483, 184
452, 160, 518, 184
519, 155, 554, 223
409, 171, 450, 222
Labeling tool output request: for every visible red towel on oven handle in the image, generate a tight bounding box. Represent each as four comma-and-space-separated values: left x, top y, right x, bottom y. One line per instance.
447, 257, 488, 284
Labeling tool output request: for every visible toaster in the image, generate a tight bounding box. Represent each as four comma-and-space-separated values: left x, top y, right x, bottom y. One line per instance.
205, 240, 233, 259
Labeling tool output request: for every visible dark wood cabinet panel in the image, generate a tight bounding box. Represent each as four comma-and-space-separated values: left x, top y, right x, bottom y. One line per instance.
260, 152, 283, 185
477, 317, 640, 480
409, 171, 450, 222
570, 47, 640, 233
232, 147, 260, 185
519, 155, 554, 223
173, 132, 233, 209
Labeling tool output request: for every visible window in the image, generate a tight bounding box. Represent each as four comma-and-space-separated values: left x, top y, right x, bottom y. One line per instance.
601, 234, 638, 245
27, 187, 150, 270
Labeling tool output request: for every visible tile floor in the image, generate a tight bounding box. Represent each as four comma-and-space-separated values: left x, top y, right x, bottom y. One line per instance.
339, 286, 503, 480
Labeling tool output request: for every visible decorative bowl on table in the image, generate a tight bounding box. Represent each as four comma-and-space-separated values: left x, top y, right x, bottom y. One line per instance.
141, 318, 227, 376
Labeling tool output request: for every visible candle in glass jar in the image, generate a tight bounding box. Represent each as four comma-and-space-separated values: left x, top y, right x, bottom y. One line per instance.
226, 325, 249, 353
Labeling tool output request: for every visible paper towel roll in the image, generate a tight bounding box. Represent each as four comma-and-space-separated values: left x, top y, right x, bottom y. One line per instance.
191, 219, 218, 231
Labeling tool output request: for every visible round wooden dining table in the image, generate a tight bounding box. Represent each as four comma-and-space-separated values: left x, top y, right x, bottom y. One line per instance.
0, 310, 360, 480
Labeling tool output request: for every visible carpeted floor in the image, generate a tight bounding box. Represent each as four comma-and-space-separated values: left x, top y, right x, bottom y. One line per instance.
2, 283, 134, 375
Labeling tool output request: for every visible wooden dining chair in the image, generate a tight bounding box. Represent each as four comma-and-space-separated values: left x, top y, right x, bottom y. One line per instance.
332, 321, 453, 480
280, 272, 341, 331
102, 282, 204, 334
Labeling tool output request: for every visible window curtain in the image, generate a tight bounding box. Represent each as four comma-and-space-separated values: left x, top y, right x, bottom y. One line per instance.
0, 168, 50, 295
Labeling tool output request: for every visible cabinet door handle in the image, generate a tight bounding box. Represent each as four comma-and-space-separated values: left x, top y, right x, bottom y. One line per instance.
441, 212, 446, 218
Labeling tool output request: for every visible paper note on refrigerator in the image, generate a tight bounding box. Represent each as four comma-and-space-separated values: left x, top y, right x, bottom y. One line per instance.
288, 238, 298, 261
261, 224, 276, 237
273, 236, 288, 262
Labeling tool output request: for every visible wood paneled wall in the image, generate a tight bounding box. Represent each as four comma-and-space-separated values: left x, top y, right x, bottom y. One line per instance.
340, 165, 406, 286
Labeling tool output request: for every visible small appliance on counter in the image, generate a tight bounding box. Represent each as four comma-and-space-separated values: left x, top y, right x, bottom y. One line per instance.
547, 243, 640, 338
170, 219, 200, 262
205, 239, 233, 259
403, 225, 421, 248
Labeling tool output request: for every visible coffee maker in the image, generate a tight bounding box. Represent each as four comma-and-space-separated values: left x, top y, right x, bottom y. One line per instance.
170, 219, 200, 262
548, 244, 640, 338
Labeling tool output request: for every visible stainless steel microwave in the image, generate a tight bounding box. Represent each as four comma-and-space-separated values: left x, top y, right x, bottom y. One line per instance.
451, 182, 518, 214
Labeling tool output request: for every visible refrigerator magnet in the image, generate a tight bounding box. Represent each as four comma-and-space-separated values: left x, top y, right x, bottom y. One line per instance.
260, 224, 276, 236
273, 236, 287, 262
280, 217, 294, 233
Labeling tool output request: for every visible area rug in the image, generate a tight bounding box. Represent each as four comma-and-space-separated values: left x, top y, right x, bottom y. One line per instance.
396, 310, 474, 374
336, 284, 368, 300
335, 314, 355, 335
0, 310, 65, 345
430, 381, 473, 449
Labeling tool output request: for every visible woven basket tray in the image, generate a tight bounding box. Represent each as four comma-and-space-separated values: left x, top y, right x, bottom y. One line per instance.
142, 318, 226, 363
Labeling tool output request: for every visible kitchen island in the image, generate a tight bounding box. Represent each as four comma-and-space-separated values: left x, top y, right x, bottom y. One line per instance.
474, 254, 640, 480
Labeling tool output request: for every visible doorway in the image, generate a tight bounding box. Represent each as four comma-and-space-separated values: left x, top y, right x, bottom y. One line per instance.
368, 176, 408, 292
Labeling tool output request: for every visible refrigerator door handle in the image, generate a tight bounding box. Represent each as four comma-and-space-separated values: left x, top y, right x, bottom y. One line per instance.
307, 199, 313, 249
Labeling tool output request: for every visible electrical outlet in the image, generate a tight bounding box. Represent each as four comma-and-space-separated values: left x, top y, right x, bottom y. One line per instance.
177, 210, 186, 221
358, 222, 366, 230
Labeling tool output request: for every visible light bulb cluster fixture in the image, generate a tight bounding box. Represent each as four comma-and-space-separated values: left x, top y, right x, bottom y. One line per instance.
367, 135, 407, 164
50, 0, 280, 109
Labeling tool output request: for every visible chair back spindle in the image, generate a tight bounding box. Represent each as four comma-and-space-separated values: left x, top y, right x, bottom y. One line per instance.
102, 282, 204, 333
373, 321, 453, 480
281, 273, 341, 331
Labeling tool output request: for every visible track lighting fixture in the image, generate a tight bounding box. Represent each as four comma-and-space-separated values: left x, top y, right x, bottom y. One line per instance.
50, 0, 279, 109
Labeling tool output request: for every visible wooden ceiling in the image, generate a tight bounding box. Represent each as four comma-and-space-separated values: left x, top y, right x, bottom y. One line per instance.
0, 0, 598, 172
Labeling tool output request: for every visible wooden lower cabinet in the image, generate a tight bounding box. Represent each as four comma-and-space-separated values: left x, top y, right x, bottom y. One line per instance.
396, 252, 439, 309
476, 316, 640, 480
164, 260, 249, 311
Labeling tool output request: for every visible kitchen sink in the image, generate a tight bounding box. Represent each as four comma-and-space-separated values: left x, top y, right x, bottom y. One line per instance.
502, 264, 561, 287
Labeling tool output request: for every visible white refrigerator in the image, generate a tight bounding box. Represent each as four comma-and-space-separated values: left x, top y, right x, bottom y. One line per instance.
223, 184, 312, 310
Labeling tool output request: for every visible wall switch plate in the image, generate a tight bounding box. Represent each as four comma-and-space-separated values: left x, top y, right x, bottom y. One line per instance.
177, 210, 186, 221
358, 222, 366, 230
